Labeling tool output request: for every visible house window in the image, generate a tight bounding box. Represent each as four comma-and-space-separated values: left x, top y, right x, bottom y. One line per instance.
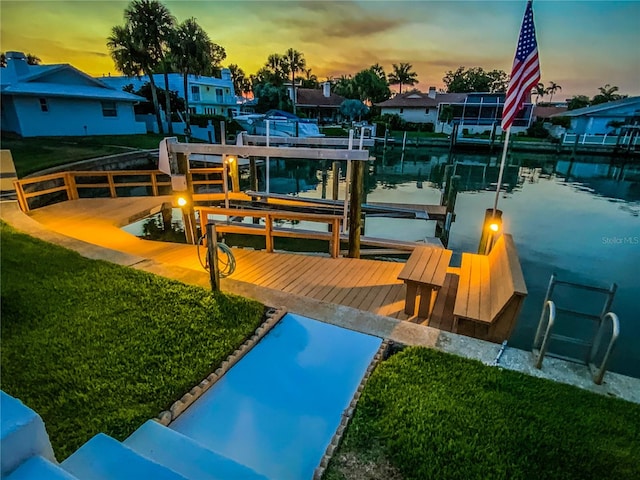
425, 108, 430, 114
101, 101, 117, 117
39, 98, 48, 112
399, 108, 404, 114
189, 107, 196, 115
215, 88, 223, 103
191, 86, 200, 101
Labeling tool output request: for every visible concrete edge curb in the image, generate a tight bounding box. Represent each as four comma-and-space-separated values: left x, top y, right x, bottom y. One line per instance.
157, 306, 288, 426
312, 339, 392, 480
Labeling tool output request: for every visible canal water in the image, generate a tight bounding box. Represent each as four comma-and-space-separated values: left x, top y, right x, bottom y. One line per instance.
259, 147, 639, 378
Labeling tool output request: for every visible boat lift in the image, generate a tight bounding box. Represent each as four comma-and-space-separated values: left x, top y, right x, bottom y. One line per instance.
532, 274, 620, 385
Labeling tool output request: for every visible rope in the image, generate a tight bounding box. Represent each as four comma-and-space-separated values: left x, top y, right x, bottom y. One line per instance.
196, 234, 236, 278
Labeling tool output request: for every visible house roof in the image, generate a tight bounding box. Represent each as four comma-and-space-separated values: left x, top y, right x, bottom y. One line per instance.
1, 82, 145, 102
553, 96, 640, 117
375, 91, 467, 108
534, 105, 568, 118
1, 59, 144, 103
296, 88, 345, 107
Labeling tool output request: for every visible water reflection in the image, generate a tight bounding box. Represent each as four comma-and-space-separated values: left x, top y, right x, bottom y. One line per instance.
250, 147, 639, 377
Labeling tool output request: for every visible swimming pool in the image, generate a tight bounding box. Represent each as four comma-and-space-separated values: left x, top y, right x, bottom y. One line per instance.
170, 313, 382, 480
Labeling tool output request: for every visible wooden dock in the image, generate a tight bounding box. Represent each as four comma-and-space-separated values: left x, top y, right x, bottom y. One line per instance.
26, 197, 458, 327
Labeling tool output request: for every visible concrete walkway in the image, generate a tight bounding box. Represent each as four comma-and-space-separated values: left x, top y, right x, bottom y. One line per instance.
2, 199, 638, 404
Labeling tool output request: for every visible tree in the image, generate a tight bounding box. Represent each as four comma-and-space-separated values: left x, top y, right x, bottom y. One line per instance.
124, 0, 175, 134
370, 63, 386, 81
282, 48, 306, 114
301, 68, 318, 89
534, 82, 546, 104
253, 82, 292, 113
333, 75, 357, 99
567, 95, 590, 110
229, 64, 251, 98
388, 62, 418, 94
443, 66, 508, 93
591, 84, 627, 105
339, 99, 369, 121
545, 81, 562, 102
170, 18, 226, 134
352, 66, 391, 105
108, 23, 164, 134
0, 53, 6, 68
25, 53, 41, 65
133, 82, 185, 116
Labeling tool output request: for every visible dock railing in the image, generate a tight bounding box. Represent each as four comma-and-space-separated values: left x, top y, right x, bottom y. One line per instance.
196, 206, 342, 258
13, 168, 225, 213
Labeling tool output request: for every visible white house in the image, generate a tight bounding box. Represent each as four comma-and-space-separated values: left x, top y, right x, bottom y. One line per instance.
376, 88, 534, 134
1, 52, 146, 137
551, 97, 640, 135
98, 70, 239, 118
376, 88, 467, 127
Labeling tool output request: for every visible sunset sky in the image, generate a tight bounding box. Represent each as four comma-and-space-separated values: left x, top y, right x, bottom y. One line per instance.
1, 0, 639, 100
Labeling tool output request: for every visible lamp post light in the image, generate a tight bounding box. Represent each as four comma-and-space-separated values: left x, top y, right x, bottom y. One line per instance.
478, 208, 503, 255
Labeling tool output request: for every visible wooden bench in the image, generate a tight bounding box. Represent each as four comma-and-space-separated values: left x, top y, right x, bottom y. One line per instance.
453, 234, 527, 342
398, 245, 452, 318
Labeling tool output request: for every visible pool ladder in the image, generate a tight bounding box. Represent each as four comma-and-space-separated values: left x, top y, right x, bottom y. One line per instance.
532, 274, 620, 385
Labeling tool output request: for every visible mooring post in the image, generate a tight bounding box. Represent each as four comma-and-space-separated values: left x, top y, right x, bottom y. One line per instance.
176, 152, 198, 245
477, 208, 502, 255
332, 161, 340, 200
348, 161, 364, 258
400, 131, 407, 172
249, 157, 258, 191
205, 222, 220, 291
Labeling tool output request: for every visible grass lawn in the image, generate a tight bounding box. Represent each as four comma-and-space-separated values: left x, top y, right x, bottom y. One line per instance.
0, 222, 264, 459
1, 133, 190, 177
325, 347, 640, 480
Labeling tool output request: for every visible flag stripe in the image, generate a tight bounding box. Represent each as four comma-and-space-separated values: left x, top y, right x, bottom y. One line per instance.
501, 0, 541, 130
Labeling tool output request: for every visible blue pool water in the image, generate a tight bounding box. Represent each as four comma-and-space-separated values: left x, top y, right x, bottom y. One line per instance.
170, 313, 382, 480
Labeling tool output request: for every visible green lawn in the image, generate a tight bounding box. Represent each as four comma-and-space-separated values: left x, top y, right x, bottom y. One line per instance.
0, 223, 264, 459
325, 347, 640, 480
1, 133, 190, 177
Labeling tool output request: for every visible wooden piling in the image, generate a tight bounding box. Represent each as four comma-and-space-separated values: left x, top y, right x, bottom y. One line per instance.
348, 161, 364, 258
176, 152, 198, 245
332, 161, 340, 200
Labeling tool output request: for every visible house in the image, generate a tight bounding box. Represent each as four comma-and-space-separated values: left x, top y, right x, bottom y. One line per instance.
98, 70, 239, 119
375, 88, 466, 128
533, 104, 568, 122
1, 52, 146, 137
376, 88, 534, 134
292, 82, 345, 124
550, 97, 640, 135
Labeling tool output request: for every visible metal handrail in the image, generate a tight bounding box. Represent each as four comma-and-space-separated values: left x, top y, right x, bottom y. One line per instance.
532, 300, 556, 369
589, 312, 620, 385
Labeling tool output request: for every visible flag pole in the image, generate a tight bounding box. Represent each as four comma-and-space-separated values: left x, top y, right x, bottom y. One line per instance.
493, 127, 511, 215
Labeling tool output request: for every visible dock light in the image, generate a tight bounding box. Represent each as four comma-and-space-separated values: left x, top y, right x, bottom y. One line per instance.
177, 196, 188, 207
227, 156, 236, 164
489, 222, 500, 232
478, 208, 503, 255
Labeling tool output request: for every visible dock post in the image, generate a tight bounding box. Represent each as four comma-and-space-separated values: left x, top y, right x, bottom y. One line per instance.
249, 157, 258, 191
400, 131, 407, 172
176, 152, 198, 245
477, 208, 502, 255
206, 222, 220, 292
332, 161, 340, 200
348, 161, 364, 258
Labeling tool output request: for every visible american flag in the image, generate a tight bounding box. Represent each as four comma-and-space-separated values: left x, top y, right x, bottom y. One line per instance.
501, 0, 540, 130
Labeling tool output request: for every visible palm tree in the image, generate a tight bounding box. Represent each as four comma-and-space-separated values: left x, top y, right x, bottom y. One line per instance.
282, 48, 306, 114
545, 81, 562, 103
388, 63, 418, 95
108, 24, 164, 134
592, 84, 627, 105
25, 53, 41, 65
370, 63, 386, 81
228, 64, 246, 98
124, 0, 175, 134
534, 82, 546, 104
170, 18, 226, 134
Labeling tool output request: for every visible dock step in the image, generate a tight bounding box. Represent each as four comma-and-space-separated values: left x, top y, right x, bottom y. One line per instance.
549, 333, 593, 348
61, 433, 187, 480
6, 456, 78, 480
124, 420, 267, 480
